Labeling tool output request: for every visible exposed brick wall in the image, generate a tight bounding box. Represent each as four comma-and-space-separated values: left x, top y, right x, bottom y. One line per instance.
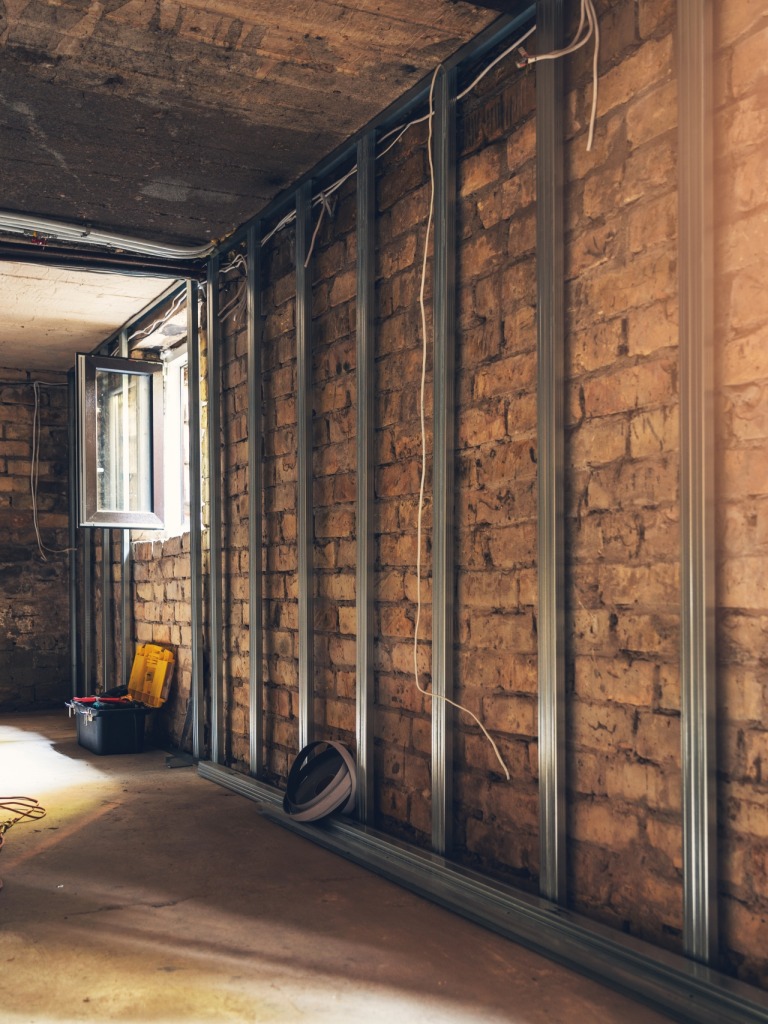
373, 125, 434, 844
120, 0, 768, 991
221, 0, 689, 937
563, 0, 682, 948
714, 0, 768, 988
453, 46, 539, 887
257, 178, 362, 783
0, 371, 70, 709
262, 225, 300, 783
220, 266, 252, 771
131, 535, 194, 743
311, 174, 358, 754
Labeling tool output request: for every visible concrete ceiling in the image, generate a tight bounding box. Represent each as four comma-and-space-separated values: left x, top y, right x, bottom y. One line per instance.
0, 0, 499, 245
0, 0, 501, 373
0, 263, 175, 372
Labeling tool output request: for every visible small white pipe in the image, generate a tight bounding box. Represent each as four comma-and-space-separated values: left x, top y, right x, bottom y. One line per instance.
0, 210, 214, 260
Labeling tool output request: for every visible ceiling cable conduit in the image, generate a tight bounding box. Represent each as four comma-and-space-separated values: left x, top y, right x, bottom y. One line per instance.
0, 210, 215, 261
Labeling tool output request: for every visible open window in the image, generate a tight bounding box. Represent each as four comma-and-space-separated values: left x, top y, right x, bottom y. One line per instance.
161, 345, 191, 537
77, 353, 165, 529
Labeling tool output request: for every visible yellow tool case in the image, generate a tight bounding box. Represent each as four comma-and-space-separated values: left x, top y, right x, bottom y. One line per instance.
66, 644, 175, 755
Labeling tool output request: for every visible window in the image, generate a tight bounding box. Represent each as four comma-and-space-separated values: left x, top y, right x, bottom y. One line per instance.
77, 353, 164, 529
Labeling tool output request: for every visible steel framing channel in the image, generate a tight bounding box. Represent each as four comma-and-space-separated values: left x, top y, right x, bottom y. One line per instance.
101, 528, 112, 688
207, 256, 224, 764
355, 134, 375, 823
118, 330, 131, 687
76, 360, 94, 696
247, 224, 264, 777
67, 369, 79, 697
187, 280, 205, 760
536, 0, 566, 904
120, 530, 131, 685
678, 0, 717, 965
431, 66, 457, 856
82, 527, 92, 695
198, 760, 768, 1024
296, 181, 314, 751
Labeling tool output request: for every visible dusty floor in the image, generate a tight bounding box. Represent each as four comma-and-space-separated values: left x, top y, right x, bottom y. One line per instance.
0, 712, 672, 1024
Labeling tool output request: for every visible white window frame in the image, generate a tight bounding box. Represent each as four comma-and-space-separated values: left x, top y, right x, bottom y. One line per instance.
160, 345, 190, 538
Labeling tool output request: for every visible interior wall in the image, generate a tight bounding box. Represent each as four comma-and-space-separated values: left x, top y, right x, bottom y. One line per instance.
220, 268, 252, 770
371, 121, 434, 844
261, 224, 300, 783
131, 536, 195, 741
238, 0, 687, 929
454, 33, 538, 887
0, 370, 70, 709
125, 0, 768, 994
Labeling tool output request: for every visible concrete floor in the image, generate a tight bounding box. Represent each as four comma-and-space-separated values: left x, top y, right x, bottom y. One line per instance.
0, 712, 673, 1024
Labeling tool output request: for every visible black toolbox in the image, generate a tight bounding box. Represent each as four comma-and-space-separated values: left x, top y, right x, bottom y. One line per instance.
72, 701, 152, 755
67, 643, 175, 755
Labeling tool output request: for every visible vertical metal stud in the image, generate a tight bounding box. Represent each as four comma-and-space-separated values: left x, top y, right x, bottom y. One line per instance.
356, 135, 376, 823
101, 528, 112, 687
678, 0, 717, 965
248, 224, 264, 777
207, 255, 224, 764
432, 66, 457, 856
67, 368, 79, 698
296, 181, 314, 751
118, 330, 131, 687
536, 0, 566, 904
83, 527, 92, 696
120, 531, 131, 685
187, 280, 205, 761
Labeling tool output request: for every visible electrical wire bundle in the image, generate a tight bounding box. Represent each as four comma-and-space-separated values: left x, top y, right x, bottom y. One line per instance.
0, 796, 46, 892
261, 0, 600, 256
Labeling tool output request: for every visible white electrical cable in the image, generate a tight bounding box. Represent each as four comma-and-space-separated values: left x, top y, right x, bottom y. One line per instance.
248, 14, 603, 779
218, 277, 247, 323
261, 166, 358, 249
303, 190, 336, 269
128, 288, 187, 344
523, 0, 600, 151
262, 6, 599, 251
413, 68, 511, 782
217, 252, 249, 324
587, 0, 601, 152
0, 211, 214, 260
456, 23, 537, 101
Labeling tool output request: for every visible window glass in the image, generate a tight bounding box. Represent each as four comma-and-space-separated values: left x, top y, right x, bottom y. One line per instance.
77, 353, 164, 529
95, 368, 152, 513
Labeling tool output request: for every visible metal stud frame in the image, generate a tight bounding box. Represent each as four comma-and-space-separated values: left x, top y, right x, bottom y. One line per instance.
535, 0, 566, 906
296, 181, 315, 751
187, 280, 205, 761
247, 224, 265, 776
356, 135, 376, 823
431, 65, 457, 856
678, 0, 717, 965
207, 256, 224, 764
